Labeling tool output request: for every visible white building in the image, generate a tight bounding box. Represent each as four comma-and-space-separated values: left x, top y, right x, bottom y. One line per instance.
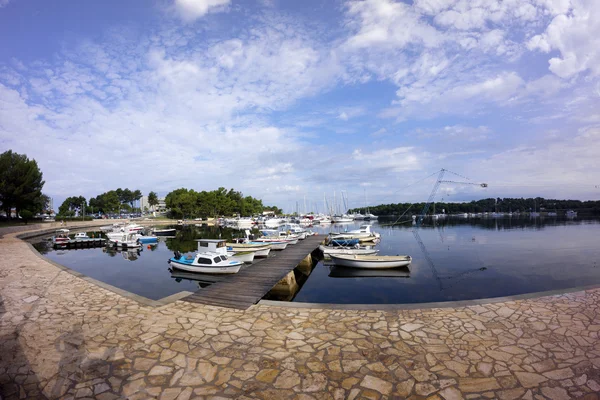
140, 195, 167, 213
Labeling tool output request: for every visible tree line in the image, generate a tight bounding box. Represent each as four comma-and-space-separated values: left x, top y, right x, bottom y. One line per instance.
164, 187, 282, 219
350, 197, 600, 216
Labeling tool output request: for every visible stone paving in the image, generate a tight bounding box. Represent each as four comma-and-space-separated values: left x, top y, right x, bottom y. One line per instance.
1, 229, 600, 400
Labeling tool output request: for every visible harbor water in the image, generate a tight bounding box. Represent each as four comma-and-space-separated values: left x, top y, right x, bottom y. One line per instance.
31, 217, 600, 304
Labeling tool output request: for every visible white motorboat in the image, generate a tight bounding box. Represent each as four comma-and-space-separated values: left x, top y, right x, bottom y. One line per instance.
353, 213, 365, 220
169, 252, 243, 274
332, 214, 354, 223
52, 229, 70, 245
364, 213, 378, 220
280, 224, 308, 239
74, 232, 88, 239
257, 230, 299, 244
168, 239, 244, 274
319, 245, 379, 257
331, 224, 381, 240
566, 210, 578, 217
329, 254, 412, 269
108, 232, 142, 248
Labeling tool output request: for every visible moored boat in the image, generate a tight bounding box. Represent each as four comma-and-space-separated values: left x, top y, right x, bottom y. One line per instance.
168, 239, 243, 274
52, 229, 70, 246
329, 254, 412, 269
226, 242, 272, 257
227, 250, 255, 264
319, 245, 379, 257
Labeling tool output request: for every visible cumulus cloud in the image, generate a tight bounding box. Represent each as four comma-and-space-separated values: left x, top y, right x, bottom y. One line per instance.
174, 0, 230, 21
527, 0, 600, 78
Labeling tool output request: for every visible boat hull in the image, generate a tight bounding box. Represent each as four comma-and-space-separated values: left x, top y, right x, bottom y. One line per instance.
329, 254, 412, 269
319, 245, 379, 257
137, 236, 158, 244
169, 259, 242, 274
228, 251, 255, 264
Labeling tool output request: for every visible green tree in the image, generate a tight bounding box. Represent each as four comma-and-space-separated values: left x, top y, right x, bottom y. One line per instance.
148, 191, 159, 209
58, 196, 86, 217
0, 150, 45, 219
19, 209, 34, 224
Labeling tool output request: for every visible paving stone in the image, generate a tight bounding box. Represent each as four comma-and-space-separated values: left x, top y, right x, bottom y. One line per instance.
360, 375, 393, 395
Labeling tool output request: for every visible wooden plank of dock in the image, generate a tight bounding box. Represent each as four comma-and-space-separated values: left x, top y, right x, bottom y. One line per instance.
183, 235, 323, 309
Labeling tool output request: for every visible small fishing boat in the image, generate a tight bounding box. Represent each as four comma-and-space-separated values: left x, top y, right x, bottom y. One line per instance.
319, 245, 379, 257
152, 228, 177, 236
74, 232, 88, 239
226, 242, 272, 257
169, 239, 243, 274
329, 254, 412, 269
169, 253, 243, 274
52, 229, 70, 246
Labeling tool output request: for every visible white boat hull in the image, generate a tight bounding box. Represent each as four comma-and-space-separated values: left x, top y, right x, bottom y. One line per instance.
169, 260, 242, 274
329, 254, 412, 269
319, 245, 379, 257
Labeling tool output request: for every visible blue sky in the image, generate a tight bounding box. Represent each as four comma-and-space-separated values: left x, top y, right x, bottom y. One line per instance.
1, 0, 599, 212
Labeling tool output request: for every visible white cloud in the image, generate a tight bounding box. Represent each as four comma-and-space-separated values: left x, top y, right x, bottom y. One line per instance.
352, 146, 421, 172
371, 127, 387, 137
528, 0, 600, 78
174, 0, 231, 21
0, 0, 11, 7
343, 0, 443, 50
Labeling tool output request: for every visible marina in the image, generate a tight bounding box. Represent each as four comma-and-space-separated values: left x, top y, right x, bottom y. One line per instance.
27, 216, 600, 306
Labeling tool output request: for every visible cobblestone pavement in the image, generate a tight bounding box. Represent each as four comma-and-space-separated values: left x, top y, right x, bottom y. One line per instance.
1, 230, 600, 400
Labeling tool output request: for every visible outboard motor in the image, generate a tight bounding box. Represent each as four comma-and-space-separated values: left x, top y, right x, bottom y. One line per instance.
249, 234, 255, 240
174, 250, 182, 259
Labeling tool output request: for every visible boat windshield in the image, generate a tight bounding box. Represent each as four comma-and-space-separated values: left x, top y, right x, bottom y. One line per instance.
213, 257, 221, 263
196, 257, 212, 265
219, 256, 227, 261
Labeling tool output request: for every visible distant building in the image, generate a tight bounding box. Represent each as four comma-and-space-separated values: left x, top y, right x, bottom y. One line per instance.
140, 196, 168, 213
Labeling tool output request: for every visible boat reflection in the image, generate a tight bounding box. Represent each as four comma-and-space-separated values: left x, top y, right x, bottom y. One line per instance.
103, 247, 143, 261
328, 266, 410, 278
169, 269, 219, 288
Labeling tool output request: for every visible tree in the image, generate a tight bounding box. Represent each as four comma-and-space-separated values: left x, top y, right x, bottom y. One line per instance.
0, 150, 45, 219
148, 191, 159, 209
58, 196, 86, 217
132, 189, 142, 210
19, 209, 33, 224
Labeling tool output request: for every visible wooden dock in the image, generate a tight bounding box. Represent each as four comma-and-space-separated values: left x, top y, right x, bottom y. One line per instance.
183, 235, 323, 309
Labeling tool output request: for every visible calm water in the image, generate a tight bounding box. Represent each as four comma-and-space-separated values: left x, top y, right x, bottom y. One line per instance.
298, 217, 600, 304
31, 225, 257, 300
31, 218, 600, 304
